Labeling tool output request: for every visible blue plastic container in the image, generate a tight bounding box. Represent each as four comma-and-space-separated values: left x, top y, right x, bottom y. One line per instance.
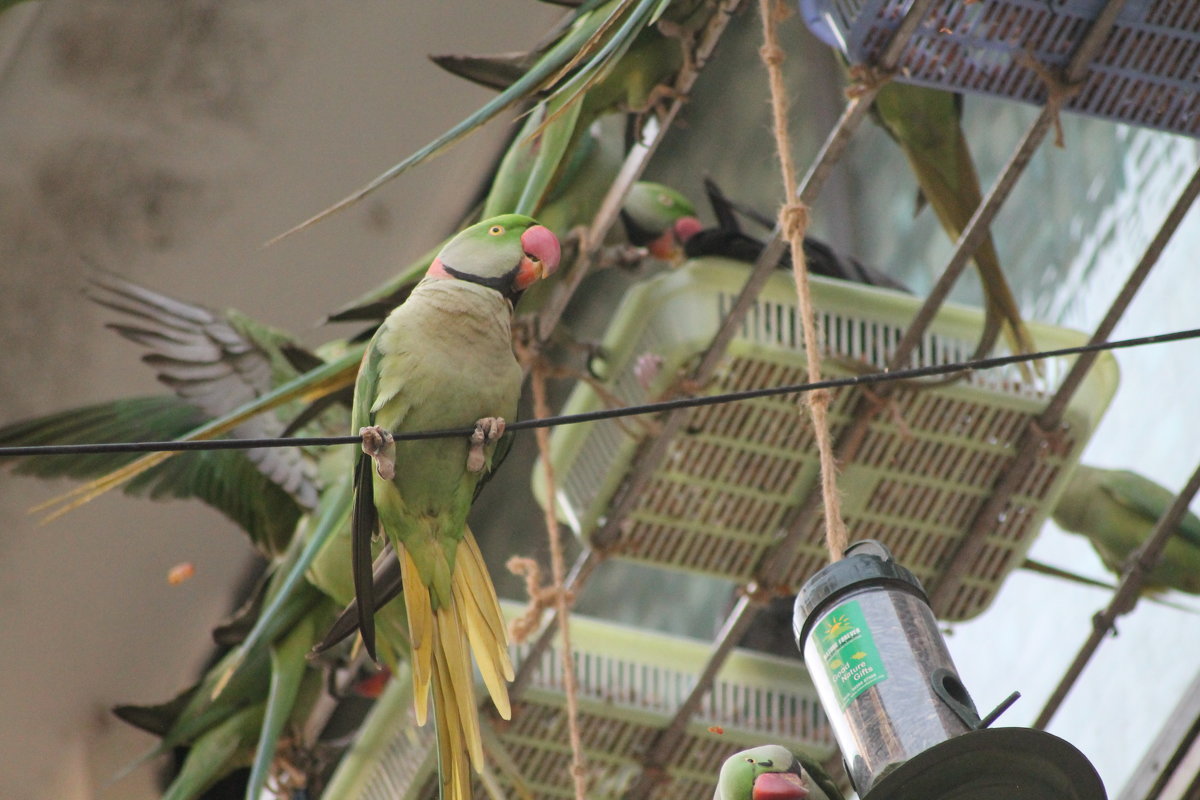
801, 0, 1200, 138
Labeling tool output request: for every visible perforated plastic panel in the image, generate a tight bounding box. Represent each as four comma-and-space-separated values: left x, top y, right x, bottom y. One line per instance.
805, 0, 1200, 138
534, 259, 1119, 620
325, 602, 834, 800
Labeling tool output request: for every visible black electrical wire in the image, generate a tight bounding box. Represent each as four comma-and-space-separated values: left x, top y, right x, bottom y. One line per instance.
1, 326, 1197, 459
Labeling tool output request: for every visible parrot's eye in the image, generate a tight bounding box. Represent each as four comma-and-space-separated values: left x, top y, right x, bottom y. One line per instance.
489, 225, 505, 236
746, 758, 757, 764
658, 193, 673, 207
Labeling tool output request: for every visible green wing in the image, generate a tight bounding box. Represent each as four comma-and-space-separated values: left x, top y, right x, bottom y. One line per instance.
0, 396, 304, 554
1101, 469, 1200, 549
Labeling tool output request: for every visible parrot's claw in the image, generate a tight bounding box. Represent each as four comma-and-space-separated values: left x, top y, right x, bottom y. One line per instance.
360, 425, 396, 480
468, 417, 506, 474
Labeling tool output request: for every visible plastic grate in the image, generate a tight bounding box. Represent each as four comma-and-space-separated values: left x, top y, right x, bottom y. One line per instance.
535, 259, 1119, 620
338, 601, 834, 800
808, 0, 1200, 138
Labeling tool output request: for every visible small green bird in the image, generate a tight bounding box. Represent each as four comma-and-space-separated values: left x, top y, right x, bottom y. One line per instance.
1052, 464, 1200, 596
870, 83, 1035, 363
715, 745, 818, 800
619, 180, 703, 261
350, 213, 560, 800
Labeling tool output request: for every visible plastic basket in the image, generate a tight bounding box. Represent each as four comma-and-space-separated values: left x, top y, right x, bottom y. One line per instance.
802, 0, 1200, 138
325, 601, 833, 800
533, 258, 1119, 621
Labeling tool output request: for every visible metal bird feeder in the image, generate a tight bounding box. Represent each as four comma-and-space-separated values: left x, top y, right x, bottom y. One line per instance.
534, 258, 1119, 621
793, 540, 1106, 800
802, 0, 1200, 138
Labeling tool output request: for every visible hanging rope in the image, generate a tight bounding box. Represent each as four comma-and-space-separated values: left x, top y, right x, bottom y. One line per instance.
518, 357, 588, 800
758, 0, 850, 561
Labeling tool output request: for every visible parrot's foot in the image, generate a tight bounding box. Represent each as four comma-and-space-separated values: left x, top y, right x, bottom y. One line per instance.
467, 417, 506, 473
605, 243, 646, 269
360, 426, 396, 480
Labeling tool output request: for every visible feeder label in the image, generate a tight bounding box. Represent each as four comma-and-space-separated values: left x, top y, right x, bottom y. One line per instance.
814, 599, 887, 709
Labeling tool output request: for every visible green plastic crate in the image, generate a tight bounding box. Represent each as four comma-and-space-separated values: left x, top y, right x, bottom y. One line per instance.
323, 601, 833, 800
533, 258, 1119, 620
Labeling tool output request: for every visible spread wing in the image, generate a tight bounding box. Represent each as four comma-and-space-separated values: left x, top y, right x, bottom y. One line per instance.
86, 270, 320, 510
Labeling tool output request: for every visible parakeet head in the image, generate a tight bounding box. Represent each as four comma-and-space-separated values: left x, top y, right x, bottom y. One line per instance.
621, 182, 703, 261
427, 213, 561, 301
718, 745, 810, 800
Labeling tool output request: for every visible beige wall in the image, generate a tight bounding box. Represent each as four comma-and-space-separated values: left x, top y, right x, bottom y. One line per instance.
0, 2, 550, 798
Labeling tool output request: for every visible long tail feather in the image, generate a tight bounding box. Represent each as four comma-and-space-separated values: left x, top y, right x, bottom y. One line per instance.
400, 547, 434, 726
432, 651, 474, 800
392, 531, 514, 800
454, 533, 515, 718
352, 453, 379, 659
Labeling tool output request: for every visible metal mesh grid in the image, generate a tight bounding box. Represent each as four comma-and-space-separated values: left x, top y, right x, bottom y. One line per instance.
818, 0, 1200, 137
538, 259, 1119, 620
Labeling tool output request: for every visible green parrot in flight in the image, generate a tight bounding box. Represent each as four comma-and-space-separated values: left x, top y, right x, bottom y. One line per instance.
1051, 464, 1200, 596
715, 744, 829, 800
0, 270, 330, 555
349, 213, 560, 800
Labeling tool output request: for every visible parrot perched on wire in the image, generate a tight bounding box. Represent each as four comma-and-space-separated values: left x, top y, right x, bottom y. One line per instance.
1051, 464, 1200, 596
714, 745, 834, 800
348, 214, 560, 800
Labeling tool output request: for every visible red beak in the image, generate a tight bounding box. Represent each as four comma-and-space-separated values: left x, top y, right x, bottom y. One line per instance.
673, 215, 703, 245
514, 224, 561, 291
647, 216, 702, 261
752, 772, 809, 800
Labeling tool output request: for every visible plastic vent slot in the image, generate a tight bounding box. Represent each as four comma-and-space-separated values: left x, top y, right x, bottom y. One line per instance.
814, 0, 1200, 138
330, 601, 834, 800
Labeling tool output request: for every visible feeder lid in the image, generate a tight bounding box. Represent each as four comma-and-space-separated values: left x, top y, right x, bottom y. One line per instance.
793, 540, 927, 651
860, 727, 1106, 800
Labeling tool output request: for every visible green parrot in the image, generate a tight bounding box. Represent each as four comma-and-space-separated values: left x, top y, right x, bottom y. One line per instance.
797, 6, 1034, 363
619, 180, 703, 261
317, 0, 715, 326
870, 83, 1036, 363
348, 214, 560, 800
273, 0, 704, 243
0, 270, 333, 555
114, 572, 331, 800
715, 745, 831, 800
1051, 464, 1200, 595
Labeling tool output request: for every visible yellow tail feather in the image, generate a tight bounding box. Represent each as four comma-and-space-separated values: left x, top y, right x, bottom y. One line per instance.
436, 610, 484, 765
432, 652, 473, 800
400, 548, 434, 726
396, 532, 513, 800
